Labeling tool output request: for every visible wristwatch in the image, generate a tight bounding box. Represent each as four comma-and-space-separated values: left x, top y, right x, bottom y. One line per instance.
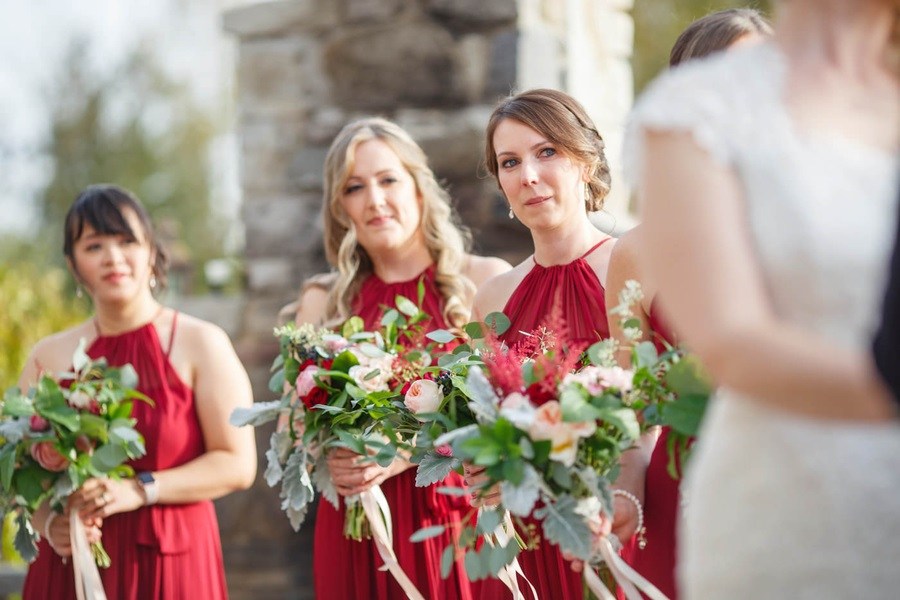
136, 471, 159, 505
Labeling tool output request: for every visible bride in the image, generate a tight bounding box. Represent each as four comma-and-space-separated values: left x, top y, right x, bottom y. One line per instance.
627, 0, 900, 597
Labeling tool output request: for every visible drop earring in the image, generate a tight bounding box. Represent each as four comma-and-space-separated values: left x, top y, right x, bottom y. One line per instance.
75, 285, 83, 299
149, 274, 158, 290
508, 207, 514, 220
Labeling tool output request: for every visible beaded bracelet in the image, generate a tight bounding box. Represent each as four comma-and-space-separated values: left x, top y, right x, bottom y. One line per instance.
613, 489, 647, 550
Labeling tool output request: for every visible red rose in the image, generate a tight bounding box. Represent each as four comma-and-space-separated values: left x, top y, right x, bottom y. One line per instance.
30, 442, 69, 472
525, 381, 556, 406
29, 415, 50, 432
435, 444, 453, 457
302, 387, 329, 411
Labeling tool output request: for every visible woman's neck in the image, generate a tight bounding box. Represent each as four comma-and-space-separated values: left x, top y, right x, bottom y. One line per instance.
776, 0, 898, 73
368, 240, 434, 283
531, 215, 605, 266
94, 293, 161, 335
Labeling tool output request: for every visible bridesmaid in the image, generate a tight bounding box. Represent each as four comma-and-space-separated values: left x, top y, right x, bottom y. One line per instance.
291, 117, 510, 600
469, 88, 616, 600
605, 9, 771, 599
21, 185, 256, 599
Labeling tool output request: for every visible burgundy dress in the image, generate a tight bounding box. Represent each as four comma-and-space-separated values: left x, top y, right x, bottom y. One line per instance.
494, 239, 613, 600
312, 266, 477, 600
618, 297, 683, 600
23, 313, 229, 600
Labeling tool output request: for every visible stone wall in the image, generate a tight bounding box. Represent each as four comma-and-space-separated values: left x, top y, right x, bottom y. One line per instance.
221, 1, 633, 596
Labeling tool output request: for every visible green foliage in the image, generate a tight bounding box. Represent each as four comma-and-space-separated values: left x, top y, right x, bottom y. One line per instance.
633, 0, 773, 92
0, 263, 89, 391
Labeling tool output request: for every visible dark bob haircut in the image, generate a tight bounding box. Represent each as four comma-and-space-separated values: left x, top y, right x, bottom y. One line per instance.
63, 184, 169, 291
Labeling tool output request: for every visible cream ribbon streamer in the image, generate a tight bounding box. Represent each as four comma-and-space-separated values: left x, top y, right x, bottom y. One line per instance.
593, 536, 670, 600
480, 508, 538, 600
358, 486, 426, 600
69, 511, 108, 600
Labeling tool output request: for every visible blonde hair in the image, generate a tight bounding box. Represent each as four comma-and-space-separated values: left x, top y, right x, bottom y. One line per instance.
318, 117, 475, 328
484, 88, 611, 212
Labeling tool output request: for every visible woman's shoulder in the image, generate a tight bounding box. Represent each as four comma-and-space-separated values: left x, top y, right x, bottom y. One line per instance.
282, 273, 335, 326
472, 257, 534, 318
464, 254, 513, 288
26, 320, 96, 377
169, 311, 232, 349
625, 42, 778, 179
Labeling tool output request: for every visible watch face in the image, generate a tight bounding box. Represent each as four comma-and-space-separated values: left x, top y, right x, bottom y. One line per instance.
137, 472, 155, 485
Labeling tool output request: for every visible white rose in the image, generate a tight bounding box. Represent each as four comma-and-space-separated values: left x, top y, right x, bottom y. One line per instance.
403, 379, 443, 417
499, 392, 537, 430
68, 389, 92, 409
597, 366, 633, 392
348, 365, 390, 392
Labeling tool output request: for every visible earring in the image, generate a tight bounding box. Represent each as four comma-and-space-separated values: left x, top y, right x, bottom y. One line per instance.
508, 207, 514, 220
149, 274, 158, 290
75, 285, 83, 299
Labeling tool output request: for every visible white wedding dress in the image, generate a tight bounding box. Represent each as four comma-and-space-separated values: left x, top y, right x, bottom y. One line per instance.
625, 42, 900, 599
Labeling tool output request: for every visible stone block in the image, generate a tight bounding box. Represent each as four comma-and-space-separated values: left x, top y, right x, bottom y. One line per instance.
517, 26, 564, 90
343, 0, 404, 23
223, 0, 338, 38
425, 0, 517, 27
242, 194, 323, 258
288, 146, 329, 193
453, 34, 490, 103
324, 22, 463, 110
394, 107, 489, 180
485, 29, 518, 101
246, 257, 295, 294
237, 37, 327, 111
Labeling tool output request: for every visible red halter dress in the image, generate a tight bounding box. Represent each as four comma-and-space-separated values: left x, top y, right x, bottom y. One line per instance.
491, 239, 613, 600
23, 312, 229, 600
312, 266, 477, 600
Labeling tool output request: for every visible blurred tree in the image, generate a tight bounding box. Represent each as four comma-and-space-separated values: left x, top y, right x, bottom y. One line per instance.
35, 37, 228, 293
0, 262, 89, 391
633, 0, 773, 92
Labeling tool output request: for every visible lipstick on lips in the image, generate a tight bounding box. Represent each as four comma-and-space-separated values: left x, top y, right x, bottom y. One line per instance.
524, 195, 551, 206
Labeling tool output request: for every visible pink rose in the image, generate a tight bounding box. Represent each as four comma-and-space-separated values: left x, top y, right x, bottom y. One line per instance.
435, 444, 453, 457
30, 441, 70, 472
295, 365, 321, 398
29, 415, 50, 432
403, 379, 443, 417
529, 401, 596, 467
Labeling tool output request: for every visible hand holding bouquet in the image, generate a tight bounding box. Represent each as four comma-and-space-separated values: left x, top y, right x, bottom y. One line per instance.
0, 340, 151, 565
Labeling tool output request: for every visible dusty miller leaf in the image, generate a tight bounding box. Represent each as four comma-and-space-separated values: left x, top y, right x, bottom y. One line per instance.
465, 367, 499, 422
312, 451, 339, 510
280, 449, 314, 531
14, 512, 38, 563
415, 451, 457, 487
229, 400, 282, 427
500, 464, 540, 517
534, 495, 593, 561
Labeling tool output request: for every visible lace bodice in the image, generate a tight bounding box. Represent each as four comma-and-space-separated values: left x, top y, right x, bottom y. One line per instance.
625, 42, 899, 348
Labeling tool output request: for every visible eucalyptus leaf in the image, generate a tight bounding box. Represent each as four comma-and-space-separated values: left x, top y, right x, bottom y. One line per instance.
476, 507, 502, 536
2, 391, 34, 418
0, 444, 16, 491
440, 542, 456, 579
483, 312, 511, 336
633, 341, 659, 370
464, 321, 485, 340
268, 369, 286, 394
118, 363, 139, 390
409, 524, 446, 543
667, 356, 713, 396
426, 329, 457, 344
662, 393, 709, 437
464, 549, 485, 581
395, 295, 420, 318
91, 443, 128, 472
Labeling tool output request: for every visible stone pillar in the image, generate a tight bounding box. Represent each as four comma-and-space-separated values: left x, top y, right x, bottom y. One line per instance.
222, 1, 633, 596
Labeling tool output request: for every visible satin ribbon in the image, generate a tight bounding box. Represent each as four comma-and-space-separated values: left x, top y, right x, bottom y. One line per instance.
358, 486, 425, 600
480, 508, 538, 600
69, 512, 108, 600
593, 536, 670, 600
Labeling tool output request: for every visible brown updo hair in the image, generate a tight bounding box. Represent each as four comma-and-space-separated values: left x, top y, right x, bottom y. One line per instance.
484, 88, 611, 212
63, 184, 169, 292
669, 8, 772, 67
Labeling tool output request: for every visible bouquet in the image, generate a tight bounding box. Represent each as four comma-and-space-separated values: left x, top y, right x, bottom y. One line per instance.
604, 280, 712, 477
0, 340, 151, 565
230, 293, 452, 539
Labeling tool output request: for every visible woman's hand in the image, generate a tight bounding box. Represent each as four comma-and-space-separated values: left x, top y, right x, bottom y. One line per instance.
71, 477, 146, 523
327, 448, 411, 496
41, 506, 102, 557
462, 463, 501, 507
610, 492, 640, 543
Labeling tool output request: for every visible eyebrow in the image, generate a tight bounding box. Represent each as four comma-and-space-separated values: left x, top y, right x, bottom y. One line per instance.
345, 169, 401, 181
496, 140, 551, 158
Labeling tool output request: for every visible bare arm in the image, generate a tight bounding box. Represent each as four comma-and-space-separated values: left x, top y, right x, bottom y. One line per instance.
639, 130, 893, 421
604, 233, 653, 365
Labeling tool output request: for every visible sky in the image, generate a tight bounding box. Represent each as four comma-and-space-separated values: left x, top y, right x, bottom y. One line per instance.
0, 0, 240, 236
